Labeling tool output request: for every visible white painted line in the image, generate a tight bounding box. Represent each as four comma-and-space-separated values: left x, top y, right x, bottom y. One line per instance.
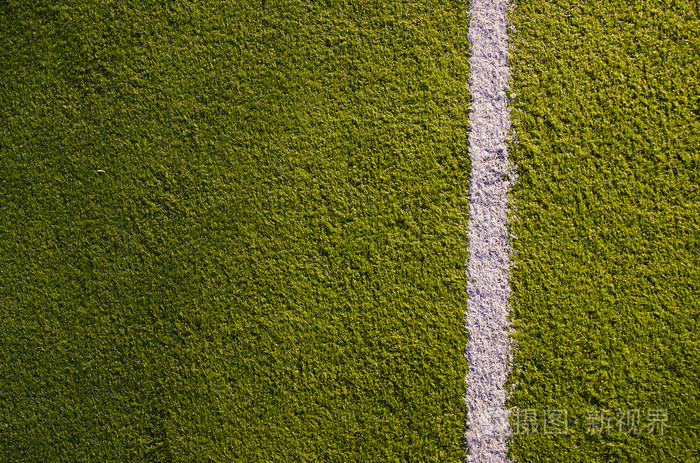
464, 0, 515, 462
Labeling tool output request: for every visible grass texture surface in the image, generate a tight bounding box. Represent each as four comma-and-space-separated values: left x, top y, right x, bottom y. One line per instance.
0, 1, 471, 461
507, 0, 700, 461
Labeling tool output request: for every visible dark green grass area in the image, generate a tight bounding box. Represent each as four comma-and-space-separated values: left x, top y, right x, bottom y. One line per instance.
0, 1, 471, 461
507, 0, 699, 461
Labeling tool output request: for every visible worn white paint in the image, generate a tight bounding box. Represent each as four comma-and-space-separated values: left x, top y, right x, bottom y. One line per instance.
464, 0, 515, 461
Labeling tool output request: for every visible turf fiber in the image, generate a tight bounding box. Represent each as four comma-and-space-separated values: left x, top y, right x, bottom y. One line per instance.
0, 1, 472, 461
506, 0, 700, 461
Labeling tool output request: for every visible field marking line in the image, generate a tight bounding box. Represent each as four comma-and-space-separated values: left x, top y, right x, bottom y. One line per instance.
464, 0, 515, 462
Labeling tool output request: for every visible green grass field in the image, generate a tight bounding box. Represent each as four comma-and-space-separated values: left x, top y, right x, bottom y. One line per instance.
1, 1, 471, 461
0, 0, 698, 462
507, 0, 699, 461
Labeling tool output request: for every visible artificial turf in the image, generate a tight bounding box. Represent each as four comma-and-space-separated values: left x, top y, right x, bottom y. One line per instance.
0, 1, 472, 461
506, 0, 700, 461
3, 1, 698, 462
